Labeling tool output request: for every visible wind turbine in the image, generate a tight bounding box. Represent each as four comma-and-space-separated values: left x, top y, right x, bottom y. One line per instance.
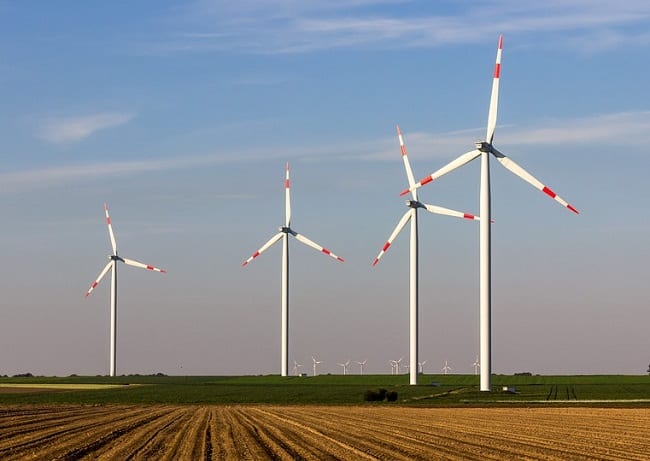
356, 359, 367, 376
472, 355, 480, 376
337, 360, 350, 375
312, 356, 322, 377
242, 163, 344, 377
402, 35, 579, 391
292, 360, 303, 376
84, 204, 166, 377
442, 360, 452, 375
389, 357, 404, 375
418, 360, 427, 374
374, 126, 481, 386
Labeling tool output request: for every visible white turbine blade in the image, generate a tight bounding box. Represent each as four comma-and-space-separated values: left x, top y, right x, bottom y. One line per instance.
104, 203, 117, 255
293, 232, 344, 262
285, 162, 291, 227
400, 150, 481, 196
123, 257, 167, 273
397, 125, 417, 199
486, 35, 503, 144
242, 232, 284, 266
84, 261, 113, 298
422, 203, 480, 221
372, 210, 412, 266
493, 149, 579, 214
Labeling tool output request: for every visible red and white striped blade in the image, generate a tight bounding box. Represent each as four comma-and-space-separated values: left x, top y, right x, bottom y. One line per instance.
422, 203, 480, 221
372, 209, 412, 266
84, 261, 113, 298
293, 232, 344, 262
123, 258, 167, 273
104, 203, 117, 255
493, 150, 579, 214
486, 35, 503, 144
400, 149, 481, 196
242, 232, 284, 267
397, 125, 417, 199
285, 162, 291, 227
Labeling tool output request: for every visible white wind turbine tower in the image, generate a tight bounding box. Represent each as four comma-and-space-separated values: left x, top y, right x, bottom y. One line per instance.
337, 360, 350, 375
292, 360, 303, 376
418, 360, 427, 374
356, 360, 367, 376
84, 204, 167, 377
312, 356, 322, 377
442, 360, 452, 375
243, 163, 344, 377
472, 356, 480, 376
374, 126, 481, 386
403, 35, 579, 391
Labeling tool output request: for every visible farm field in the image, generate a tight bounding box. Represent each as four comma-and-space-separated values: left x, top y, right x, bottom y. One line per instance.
1, 374, 649, 405
0, 405, 649, 460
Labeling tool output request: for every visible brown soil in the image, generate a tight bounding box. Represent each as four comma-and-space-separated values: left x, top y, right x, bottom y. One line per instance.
0, 405, 648, 460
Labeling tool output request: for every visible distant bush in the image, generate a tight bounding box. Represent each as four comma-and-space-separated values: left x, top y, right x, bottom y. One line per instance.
12, 373, 33, 378
385, 391, 398, 402
514, 372, 532, 376
364, 388, 397, 402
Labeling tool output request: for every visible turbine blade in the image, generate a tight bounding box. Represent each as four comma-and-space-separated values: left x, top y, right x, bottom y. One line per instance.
492, 148, 579, 214
400, 150, 481, 196
397, 125, 417, 199
422, 203, 480, 221
486, 35, 503, 144
123, 258, 167, 273
293, 232, 344, 262
104, 203, 117, 255
372, 210, 412, 266
285, 162, 291, 227
242, 232, 284, 266
84, 261, 113, 298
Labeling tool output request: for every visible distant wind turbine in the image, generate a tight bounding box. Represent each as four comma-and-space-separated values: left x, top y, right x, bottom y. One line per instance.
292, 360, 303, 376
84, 204, 166, 377
374, 126, 480, 386
418, 360, 427, 374
402, 36, 578, 391
389, 357, 404, 375
242, 163, 344, 377
337, 360, 350, 376
472, 356, 480, 376
442, 360, 452, 375
312, 356, 322, 377
356, 360, 367, 376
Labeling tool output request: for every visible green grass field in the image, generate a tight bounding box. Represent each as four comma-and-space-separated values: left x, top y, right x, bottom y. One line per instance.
0, 374, 648, 406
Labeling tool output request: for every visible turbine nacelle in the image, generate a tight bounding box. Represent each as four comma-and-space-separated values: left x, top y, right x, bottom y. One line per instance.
109, 255, 124, 262
279, 226, 291, 234
406, 200, 425, 209
475, 141, 493, 153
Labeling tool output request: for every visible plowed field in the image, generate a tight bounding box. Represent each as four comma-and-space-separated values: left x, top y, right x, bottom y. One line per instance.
1, 405, 648, 460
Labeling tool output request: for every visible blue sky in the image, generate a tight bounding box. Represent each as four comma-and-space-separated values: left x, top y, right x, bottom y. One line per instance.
1, 0, 649, 377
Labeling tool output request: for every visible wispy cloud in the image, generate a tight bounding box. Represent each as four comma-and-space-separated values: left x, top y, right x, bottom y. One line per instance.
148, 0, 650, 54
4, 111, 649, 193
361, 111, 650, 161
39, 112, 136, 144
